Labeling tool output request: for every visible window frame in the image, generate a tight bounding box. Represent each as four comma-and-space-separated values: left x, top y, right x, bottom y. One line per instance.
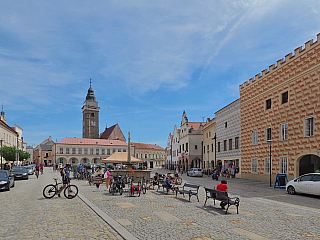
281, 123, 288, 141
305, 117, 314, 137
217, 142, 220, 152
281, 91, 288, 104
280, 156, 288, 174
265, 98, 272, 110
229, 139, 232, 150
223, 140, 227, 151
264, 157, 270, 174
252, 158, 258, 173
266, 127, 272, 142
235, 137, 239, 149
252, 131, 258, 145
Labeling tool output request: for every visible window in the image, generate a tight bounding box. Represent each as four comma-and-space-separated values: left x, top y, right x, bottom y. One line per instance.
235, 137, 239, 149
72, 148, 76, 154
195, 145, 197, 150
204, 146, 206, 153
90, 149, 93, 154
91, 113, 94, 117
149, 154, 151, 159
299, 174, 313, 181
265, 157, 270, 174
266, 128, 272, 142
78, 148, 82, 154
84, 148, 88, 154
123, 149, 126, 152
102, 149, 105, 155
305, 117, 314, 137
136, 153, 139, 158
266, 98, 271, 110
107, 149, 110, 155
209, 132, 211, 137
113, 149, 116, 153
252, 158, 258, 173
60, 148, 63, 154
281, 91, 288, 104
66, 148, 70, 154
145, 153, 148, 159
253, 131, 258, 145
281, 124, 288, 141
312, 175, 320, 181
225, 122, 227, 128
223, 140, 227, 151
206, 133, 208, 138
153, 154, 155, 159
156, 154, 158, 159
96, 149, 99, 155
229, 139, 232, 150
118, 149, 121, 152
280, 156, 288, 174
218, 142, 220, 152
207, 145, 209, 153
186, 143, 188, 151
211, 144, 213, 152
46, 153, 49, 157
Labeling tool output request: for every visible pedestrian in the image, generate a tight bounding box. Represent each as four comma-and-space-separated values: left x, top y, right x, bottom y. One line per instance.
58, 163, 71, 197
231, 164, 236, 178
104, 168, 111, 189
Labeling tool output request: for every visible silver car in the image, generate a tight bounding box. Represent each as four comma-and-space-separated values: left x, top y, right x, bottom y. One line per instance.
23, 166, 35, 175
286, 173, 320, 196
187, 168, 203, 177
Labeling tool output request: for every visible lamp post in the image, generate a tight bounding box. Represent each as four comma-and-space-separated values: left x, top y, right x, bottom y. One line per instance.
213, 134, 217, 168
0, 138, 3, 169
267, 140, 273, 187
207, 149, 210, 176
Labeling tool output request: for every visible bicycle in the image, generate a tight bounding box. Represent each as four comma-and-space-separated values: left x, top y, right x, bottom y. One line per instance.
35, 170, 39, 178
109, 175, 124, 195
138, 176, 147, 194
129, 176, 140, 197
43, 178, 78, 199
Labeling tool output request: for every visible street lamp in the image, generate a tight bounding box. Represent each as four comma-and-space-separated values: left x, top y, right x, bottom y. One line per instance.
267, 140, 273, 187
0, 138, 3, 169
207, 149, 210, 176
212, 134, 217, 168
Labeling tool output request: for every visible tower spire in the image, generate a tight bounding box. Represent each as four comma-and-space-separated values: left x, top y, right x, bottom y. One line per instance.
90, 78, 92, 88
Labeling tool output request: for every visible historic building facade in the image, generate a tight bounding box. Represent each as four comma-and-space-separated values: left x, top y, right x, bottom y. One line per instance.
52, 138, 128, 165
82, 81, 100, 139
202, 117, 216, 170
215, 99, 241, 177
240, 34, 320, 181
33, 136, 54, 165
132, 142, 165, 169
166, 133, 173, 169
178, 111, 204, 171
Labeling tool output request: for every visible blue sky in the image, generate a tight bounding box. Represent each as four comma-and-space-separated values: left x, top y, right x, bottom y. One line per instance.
0, 1, 319, 148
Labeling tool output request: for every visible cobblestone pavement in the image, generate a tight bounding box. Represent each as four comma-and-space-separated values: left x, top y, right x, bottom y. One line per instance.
0, 168, 122, 240
76, 169, 320, 240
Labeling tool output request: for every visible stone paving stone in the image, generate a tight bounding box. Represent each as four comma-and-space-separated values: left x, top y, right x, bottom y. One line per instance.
75, 175, 320, 240
0, 168, 122, 239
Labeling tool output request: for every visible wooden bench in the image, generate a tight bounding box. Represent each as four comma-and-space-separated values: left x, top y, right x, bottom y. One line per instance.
204, 187, 240, 214
175, 183, 200, 202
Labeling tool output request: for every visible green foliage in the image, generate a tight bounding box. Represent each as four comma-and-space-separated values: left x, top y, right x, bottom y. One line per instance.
1, 146, 17, 161
0, 146, 30, 161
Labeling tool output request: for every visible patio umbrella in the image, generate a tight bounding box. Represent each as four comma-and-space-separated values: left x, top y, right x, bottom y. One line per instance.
101, 152, 143, 164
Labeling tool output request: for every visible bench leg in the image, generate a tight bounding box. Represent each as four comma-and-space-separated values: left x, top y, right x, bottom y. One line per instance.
236, 205, 239, 214
196, 194, 199, 202
188, 193, 191, 202
204, 197, 208, 206
225, 204, 230, 214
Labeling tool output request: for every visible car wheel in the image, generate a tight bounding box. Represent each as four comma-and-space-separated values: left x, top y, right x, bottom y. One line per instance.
187, 173, 189, 176
11, 182, 15, 188
287, 186, 296, 195
6, 184, 10, 191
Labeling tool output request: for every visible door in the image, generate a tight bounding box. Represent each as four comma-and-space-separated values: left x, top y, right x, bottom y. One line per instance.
295, 174, 313, 194
309, 174, 320, 195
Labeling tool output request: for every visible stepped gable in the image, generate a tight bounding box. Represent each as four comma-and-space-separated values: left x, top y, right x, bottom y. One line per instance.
239, 33, 320, 91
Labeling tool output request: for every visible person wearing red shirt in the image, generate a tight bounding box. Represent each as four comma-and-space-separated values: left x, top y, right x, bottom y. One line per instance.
216, 180, 229, 209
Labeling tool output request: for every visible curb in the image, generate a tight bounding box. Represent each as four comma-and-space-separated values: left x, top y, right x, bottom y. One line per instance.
77, 192, 139, 240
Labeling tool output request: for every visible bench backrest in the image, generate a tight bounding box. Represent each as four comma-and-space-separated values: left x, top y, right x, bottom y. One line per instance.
183, 183, 200, 190
205, 187, 228, 197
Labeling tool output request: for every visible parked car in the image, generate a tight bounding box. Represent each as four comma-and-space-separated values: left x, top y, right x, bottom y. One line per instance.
11, 167, 29, 180
23, 166, 35, 175
187, 168, 203, 177
286, 173, 320, 196
0, 170, 14, 191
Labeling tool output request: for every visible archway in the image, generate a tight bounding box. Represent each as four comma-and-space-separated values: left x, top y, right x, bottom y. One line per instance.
57, 157, 67, 165
92, 158, 101, 164
81, 158, 89, 164
299, 154, 320, 176
69, 157, 79, 165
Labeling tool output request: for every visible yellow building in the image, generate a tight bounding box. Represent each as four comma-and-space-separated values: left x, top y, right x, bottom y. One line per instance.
132, 142, 165, 169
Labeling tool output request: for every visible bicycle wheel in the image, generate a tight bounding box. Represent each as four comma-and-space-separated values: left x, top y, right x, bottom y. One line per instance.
142, 183, 147, 194
64, 185, 78, 199
43, 184, 57, 198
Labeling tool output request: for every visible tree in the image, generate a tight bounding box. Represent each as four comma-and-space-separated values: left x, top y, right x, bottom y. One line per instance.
2, 146, 17, 161
18, 149, 30, 161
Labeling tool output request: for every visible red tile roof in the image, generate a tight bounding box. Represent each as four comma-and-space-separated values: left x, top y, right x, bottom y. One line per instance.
131, 142, 164, 150
187, 122, 204, 131
100, 124, 117, 139
0, 120, 17, 134
56, 137, 127, 146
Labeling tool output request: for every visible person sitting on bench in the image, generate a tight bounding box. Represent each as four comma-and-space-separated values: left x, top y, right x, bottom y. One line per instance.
147, 172, 162, 189
216, 180, 233, 209
166, 177, 178, 192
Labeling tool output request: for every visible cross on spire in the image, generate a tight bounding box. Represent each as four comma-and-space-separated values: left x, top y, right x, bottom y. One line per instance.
90, 78, 92, 88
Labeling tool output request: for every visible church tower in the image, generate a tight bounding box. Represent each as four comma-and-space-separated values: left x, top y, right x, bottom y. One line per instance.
82, 80, 100, 139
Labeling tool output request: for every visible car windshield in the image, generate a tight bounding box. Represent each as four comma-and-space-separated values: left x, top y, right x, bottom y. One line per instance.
0, 172, 8, 178
12, 167, 27, 172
